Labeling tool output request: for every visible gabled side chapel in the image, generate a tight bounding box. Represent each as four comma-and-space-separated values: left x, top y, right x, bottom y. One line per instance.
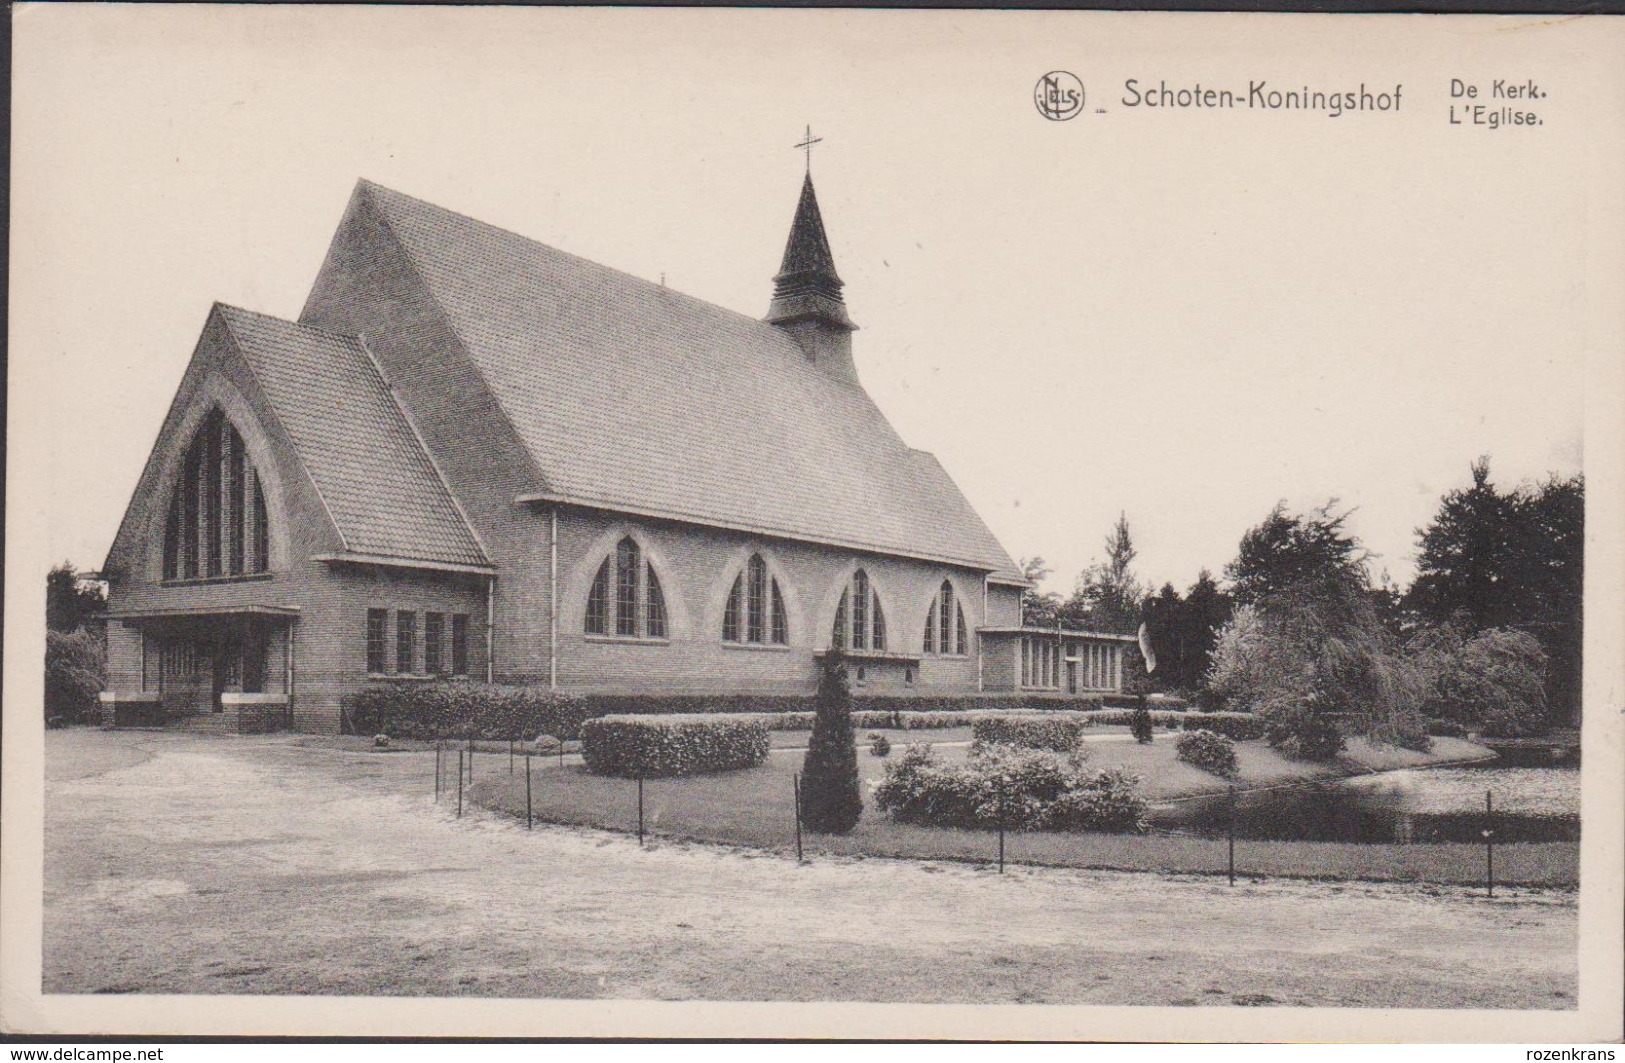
99, 173, 1133, 732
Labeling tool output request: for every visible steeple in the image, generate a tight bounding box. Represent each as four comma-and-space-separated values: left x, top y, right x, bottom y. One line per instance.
766, 173, 858, 382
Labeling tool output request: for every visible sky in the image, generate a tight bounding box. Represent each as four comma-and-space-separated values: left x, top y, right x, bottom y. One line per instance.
12, 6, 1595, 599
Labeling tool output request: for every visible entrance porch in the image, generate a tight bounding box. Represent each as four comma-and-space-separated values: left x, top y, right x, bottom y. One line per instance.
100, 605, 298, 733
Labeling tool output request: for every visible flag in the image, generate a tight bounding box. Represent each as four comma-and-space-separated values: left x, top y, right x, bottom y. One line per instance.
1137, 622, 1157, 674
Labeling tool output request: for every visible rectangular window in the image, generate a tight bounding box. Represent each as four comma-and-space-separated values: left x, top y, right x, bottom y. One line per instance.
425, 612, 445, 675
366, 609, 388, 674
204, 421, 223, 577
615, 550, 639, 637
451, 614, 469, 676
396, 610, 416, 674
251, 474, 270, 574
226, 432, 245, 574
182, 446, 201, 579
746, 562, 766, 643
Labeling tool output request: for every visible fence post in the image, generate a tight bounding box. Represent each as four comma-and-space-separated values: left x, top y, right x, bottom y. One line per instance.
467, 737, 474, 781
1485, 789, 1495, 899
526, 754, 533, 831
793, 773, 804, 862
509, 739, 514, 775
435, 742, 441, 802
457, 749, 464, 818
637, 776, 646, 846
1227, 784, 1236, 886
997, 791, 1006, 874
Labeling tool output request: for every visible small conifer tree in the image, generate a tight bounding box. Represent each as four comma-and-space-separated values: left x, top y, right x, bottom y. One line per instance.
801, 652, 863, 833
1130, 696, 1155, 744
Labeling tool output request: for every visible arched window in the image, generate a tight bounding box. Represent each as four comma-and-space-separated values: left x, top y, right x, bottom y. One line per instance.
585, 536, 667, 639
724, 553, 788, 646
831, 569, 887, 652
923, 580, 969, 655
162, 407, 270, 581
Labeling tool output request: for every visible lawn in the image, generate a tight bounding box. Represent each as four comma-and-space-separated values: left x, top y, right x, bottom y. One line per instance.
467, 729, 1575, 886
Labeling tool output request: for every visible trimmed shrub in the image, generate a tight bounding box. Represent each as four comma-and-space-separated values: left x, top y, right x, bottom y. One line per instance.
1175, 729, 1239, 778
800, 654, 863, 833
873, 743, 1144, 834
972, 714, 1086, 753
342, 682, 594, 741
869, 733, 892, 758
1045, 769, 1150, 833
580, 714, 769, 778
1129, 700, 1155, 744
1179, 711, 1266, 741
1072, 708, 1188, 730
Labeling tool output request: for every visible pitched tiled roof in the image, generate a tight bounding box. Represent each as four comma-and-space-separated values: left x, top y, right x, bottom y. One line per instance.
358, 181, 1019, 579
218, 305, 490, 570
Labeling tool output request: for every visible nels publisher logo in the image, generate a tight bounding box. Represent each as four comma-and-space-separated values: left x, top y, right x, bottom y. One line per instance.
1034, 71, 1085, 121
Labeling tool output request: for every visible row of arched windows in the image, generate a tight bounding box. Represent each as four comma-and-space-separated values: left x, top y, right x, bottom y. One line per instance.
583, 538, 971, 655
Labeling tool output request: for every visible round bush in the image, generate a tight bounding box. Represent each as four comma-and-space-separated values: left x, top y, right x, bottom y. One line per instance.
1175, 729, 1238, 778
581, 714, 770, 778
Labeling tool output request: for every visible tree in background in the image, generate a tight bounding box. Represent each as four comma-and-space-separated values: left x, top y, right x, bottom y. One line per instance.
1069, 513, 1145, 634
1208, 505, 1428, 756
800, 651, 863, 834
1409, 624, 1548, 738
1405, 460, 1582, 724
1141, 570, 1233, 695
1018, 556, 1064, 628
45, 563, 108, 726
47, 562, 107, 633
1226, 501, 1369, 606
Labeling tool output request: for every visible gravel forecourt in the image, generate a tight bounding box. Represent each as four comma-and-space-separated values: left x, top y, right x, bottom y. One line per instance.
43, 728, 1577, 1007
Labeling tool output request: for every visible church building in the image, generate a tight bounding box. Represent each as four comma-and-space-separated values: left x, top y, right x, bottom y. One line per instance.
98, 170, 1133, 732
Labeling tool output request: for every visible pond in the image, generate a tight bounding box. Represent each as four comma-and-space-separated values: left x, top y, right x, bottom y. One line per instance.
1149, 764, 1580, 844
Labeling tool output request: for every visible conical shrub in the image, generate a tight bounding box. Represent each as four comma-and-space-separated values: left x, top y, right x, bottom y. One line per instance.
800, 652, 863, 834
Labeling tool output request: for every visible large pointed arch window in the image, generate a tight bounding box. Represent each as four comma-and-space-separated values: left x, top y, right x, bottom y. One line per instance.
162, 407, 271, 581
585, 536, 668, 639
831, 569, 887, 652
723, 553, 788, 646
923, 580, 969, 656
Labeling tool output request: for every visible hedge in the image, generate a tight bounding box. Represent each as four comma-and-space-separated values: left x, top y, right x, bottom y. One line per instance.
1175, 729, 1239, 777
581, 714, 771, 778
1178, 711, 1266, 741
971, 714, 1087, 753
575, 692, 1128, 717
873, 743, 1146, 833
342, 682, 594, 740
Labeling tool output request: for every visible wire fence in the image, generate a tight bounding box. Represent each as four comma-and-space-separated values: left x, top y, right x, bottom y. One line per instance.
424, 741, 1573, 891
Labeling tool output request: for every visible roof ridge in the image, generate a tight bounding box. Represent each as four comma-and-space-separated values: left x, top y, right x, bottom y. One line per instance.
356, 179, 800, 342
213, 302, 365, 345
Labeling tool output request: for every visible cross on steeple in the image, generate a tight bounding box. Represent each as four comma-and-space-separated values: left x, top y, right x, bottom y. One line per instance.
794, 125, 822, 173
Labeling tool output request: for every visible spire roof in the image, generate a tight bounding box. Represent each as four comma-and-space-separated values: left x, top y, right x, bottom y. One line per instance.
776, 173, 841, 283
766, 173, 853, 331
